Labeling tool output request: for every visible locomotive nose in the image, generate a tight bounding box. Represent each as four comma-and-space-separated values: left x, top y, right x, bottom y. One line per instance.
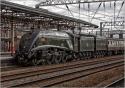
15, 49, 29, 65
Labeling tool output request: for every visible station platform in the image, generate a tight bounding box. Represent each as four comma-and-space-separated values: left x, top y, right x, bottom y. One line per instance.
0, 54, 15, 67
0, 55, 13, 60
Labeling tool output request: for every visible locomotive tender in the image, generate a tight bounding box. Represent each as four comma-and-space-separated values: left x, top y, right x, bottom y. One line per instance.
15, 30, 124, 65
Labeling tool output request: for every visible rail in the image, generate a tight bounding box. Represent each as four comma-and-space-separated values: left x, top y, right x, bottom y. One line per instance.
1, 56, 124, 87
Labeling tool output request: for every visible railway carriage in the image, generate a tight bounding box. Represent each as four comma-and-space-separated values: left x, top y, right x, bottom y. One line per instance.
95, 36, 107, 57
107, 38, 124, 55
119, 39, 124, 52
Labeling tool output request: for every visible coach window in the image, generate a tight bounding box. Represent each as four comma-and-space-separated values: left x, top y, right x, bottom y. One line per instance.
108, 41, 109, 44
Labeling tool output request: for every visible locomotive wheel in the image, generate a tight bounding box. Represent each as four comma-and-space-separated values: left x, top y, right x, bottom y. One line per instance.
59, 51, 66, 63
17, 57, 23, 65
17, 57, 28, 66
51, 48, 61, 64
46, 53, 53, 65
84, 52, 88, 59
79, 53, 83, 60
31, 58, 39, 66
46, 59, 52, 64
62, 55, 69, 63
53, 54, 61, 64
81, 53, 85, 59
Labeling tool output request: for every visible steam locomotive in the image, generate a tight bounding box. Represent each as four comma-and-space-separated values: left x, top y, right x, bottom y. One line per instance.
15, 30, 124, 66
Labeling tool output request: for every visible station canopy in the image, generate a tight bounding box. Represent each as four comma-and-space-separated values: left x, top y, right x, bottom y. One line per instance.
1, 0, 98, 30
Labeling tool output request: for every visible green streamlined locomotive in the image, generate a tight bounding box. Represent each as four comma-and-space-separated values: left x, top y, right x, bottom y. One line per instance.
15, 30, 124, 66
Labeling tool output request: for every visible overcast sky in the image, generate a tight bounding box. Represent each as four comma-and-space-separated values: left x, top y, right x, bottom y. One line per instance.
4, 0, 125, 28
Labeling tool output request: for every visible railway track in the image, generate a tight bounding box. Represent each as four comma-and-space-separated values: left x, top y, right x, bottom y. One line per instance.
1, 55, 122, 73
1, 65, 26, 72
1, 55, 124, 87
104, 77, 124, 88
1, 56, 122, 78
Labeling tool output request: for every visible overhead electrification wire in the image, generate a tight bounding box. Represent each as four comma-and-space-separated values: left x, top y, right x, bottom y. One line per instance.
88, 3, 90, 22
87, 3, 90, 32
103, 2, 105, 18
70, 4, 113, 18
91, 2, 102, 22
110, 1, 112, 8
66, 5, 74, 17
116, 1, 124, 19
83, 2, 85, 9
37, 0, 118, 20
79, 0, 80, 19
53, 5, 106, 21
36, 0, 123, 6
114, 1, 116, 24
64, 0, 74, 17
78, 0, 81, 34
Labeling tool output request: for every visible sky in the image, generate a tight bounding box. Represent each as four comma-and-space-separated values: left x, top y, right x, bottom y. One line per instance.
4, 0, 125, 29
